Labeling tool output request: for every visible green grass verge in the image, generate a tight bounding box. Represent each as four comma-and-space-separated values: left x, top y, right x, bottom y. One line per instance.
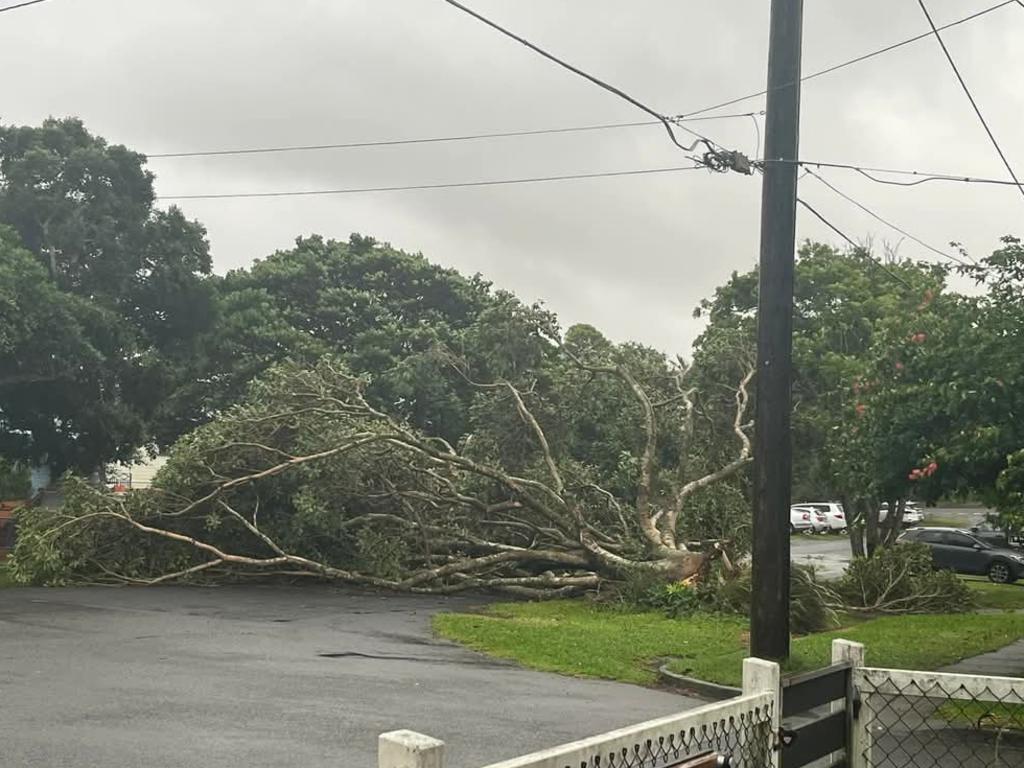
434, 601, 1024, 688
434, 601, 747, 686
923, 516, 971, 528
965, 578, 1024, 611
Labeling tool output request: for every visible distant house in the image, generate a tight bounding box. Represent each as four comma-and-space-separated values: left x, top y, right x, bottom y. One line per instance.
29, 465, 51, 495
107, 454, 169, 490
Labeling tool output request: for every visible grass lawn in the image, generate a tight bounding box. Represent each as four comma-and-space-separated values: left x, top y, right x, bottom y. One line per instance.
435, 601, 1024, 688
964, 577, 1024, 611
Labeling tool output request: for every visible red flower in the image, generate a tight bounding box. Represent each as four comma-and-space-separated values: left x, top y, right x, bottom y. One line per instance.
895, 361, 905, 371
910, 332, 927, 344
855, 403, 867, 416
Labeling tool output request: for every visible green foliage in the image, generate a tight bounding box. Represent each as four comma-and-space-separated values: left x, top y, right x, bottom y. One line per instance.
10, 477, 189, 585
712, 564, 840, 635
634, 582, 702, 618
994, 449, 1024, 532
0, 562, 14, 588
838, 543, 974, 614
203, 234, 520, 443
694, 237, 1024, 556
0, 118, 216, 470
0, 458, 30, 499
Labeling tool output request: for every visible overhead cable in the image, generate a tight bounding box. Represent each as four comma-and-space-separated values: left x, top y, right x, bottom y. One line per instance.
676, 0, 1019, 119
796, 197, 914, 289
147, 112, 764, 160
439, 0, 713, 154
157, 164, 707, 200
0, 0, 51, 12
804, 167, 972, 266
763, 158, 1024, 189
915, 0, 1024, 204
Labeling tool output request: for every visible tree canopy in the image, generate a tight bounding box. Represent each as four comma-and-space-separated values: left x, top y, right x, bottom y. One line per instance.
0, 118, 215, 470
695, 239, 1024, 551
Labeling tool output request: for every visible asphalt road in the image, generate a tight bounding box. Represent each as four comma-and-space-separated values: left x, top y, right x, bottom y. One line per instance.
0, 586, 700, 768
790, 507, 991, 578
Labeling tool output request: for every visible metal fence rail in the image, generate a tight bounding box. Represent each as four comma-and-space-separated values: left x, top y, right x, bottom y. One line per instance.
855, 667, 1024, 768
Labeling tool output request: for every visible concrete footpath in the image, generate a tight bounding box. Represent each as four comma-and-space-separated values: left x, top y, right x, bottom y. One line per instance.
943, 638, 1024, 677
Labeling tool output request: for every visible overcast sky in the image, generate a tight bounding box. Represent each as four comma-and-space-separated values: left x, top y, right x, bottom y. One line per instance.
3, 0, 1023, 353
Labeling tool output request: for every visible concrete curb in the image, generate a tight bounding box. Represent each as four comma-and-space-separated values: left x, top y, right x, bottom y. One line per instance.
657, 662, 742, 700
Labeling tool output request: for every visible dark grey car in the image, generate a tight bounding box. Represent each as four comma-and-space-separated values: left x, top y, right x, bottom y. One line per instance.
898, 527, 1024, 584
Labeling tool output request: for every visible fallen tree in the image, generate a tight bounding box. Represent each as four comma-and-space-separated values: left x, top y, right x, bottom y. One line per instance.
12, 346, 754, 596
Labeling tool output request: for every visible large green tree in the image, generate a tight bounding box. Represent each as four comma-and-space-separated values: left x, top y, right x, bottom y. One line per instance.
697, 237, 1024, 554
0, 118, 216, 470
695, 242, 948, 554
203, 233, 556, 444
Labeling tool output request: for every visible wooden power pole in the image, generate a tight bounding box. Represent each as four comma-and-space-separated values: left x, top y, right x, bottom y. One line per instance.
751, 0, 804, 661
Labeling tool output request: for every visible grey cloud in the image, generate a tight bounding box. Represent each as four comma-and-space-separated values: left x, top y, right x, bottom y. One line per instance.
2, 0, 1021, 355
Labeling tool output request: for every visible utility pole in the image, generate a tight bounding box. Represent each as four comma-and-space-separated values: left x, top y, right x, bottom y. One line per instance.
751, 0, 804, 661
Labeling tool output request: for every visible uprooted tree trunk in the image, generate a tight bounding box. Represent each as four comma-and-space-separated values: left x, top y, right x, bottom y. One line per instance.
27, 355, 754, 596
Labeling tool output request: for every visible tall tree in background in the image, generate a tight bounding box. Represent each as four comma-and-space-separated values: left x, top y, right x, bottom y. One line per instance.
203, 233, 549, 444
695, 243, 948, 554
0, 118, 215, 471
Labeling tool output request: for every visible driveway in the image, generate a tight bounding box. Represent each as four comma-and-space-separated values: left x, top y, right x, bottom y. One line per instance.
0, 586, 699, 768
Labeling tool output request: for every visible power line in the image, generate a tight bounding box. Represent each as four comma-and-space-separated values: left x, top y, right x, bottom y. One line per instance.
146, 111, 764, 160
439, 0, 714, 154
796, 197, 914, 289
915, 0, 1024, 204
146, 2, 1013, 164
0, 0, 50, 12
765, 158, 1024, 189
156, 164, 707, 200
675, 0, 1018, 119
803, 166, 972, 266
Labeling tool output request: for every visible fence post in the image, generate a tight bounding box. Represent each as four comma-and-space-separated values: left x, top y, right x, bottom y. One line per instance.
743, 657, 781, 768
379, 730, 445, 768
832, 639, 867, 768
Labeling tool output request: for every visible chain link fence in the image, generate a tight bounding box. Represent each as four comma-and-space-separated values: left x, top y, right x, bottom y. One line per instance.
542, 705, 774, 768
857, 668, 1024, 768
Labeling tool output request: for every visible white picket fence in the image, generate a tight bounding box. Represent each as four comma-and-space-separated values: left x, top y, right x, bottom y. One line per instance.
378, 658, 781, 768
378, 639, 1024, 768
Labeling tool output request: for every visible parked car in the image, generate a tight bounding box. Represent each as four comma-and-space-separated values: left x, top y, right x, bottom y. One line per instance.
897, 527, 1024, 584
791, 505, 830, 534
793, 502, 846, 533
789, 507, 814, 534
878, 502, 924, 528
969, 520, 1023, 550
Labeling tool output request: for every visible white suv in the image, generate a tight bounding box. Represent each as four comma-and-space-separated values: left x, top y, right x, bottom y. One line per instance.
794, 502, 847, 533
790, 507, 815, 534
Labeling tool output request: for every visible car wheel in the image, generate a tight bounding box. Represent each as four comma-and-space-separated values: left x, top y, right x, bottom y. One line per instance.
839, 527, 848, 536
989, 562, 1012, 584
789, 524, 796, 535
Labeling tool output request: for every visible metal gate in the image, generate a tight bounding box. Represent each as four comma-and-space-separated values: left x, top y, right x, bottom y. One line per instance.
780, 661, 854, 767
